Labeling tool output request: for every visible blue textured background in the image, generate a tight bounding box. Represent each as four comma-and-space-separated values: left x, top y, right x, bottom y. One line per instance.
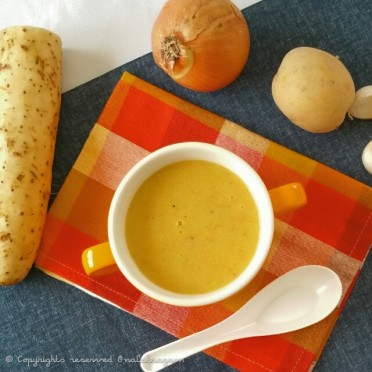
1, 0, 371, 371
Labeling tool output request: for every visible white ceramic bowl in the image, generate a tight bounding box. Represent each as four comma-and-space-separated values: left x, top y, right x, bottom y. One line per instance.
108, 142, 274, 306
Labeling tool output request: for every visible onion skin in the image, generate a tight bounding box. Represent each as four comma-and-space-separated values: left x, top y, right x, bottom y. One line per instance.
151, 0, 250, 92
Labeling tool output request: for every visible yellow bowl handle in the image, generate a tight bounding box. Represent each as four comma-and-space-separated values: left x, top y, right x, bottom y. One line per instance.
82, 242, 118, 276
268, 182, 307, 214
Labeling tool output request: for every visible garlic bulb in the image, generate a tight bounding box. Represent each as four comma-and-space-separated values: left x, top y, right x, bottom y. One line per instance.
362, 141, 372, 174
348, 86, 372, 119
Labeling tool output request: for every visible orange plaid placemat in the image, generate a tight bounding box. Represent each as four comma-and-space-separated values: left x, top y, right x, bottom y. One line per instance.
36, 72, 372, 371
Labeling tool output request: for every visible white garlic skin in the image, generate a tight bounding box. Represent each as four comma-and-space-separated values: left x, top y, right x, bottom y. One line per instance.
362, 141, 372, 174
348, 85, 372, 120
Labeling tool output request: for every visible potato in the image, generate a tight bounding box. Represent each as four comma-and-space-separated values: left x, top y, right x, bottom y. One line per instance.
272, 47, 355, 133
0, 26, 62, 285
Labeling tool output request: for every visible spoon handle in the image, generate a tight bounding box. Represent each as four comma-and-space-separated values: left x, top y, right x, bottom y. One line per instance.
140, 321, 236, 372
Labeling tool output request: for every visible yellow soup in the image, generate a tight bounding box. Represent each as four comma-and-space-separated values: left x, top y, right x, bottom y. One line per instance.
125, 160, 259, 294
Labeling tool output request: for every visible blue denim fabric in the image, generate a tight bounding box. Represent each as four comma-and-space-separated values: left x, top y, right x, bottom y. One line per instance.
1, 0, 371, 371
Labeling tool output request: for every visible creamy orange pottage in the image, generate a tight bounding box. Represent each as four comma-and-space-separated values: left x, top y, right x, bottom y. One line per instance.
125, 160, 259, 294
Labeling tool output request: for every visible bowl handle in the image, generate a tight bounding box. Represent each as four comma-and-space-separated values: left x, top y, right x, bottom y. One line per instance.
82, 242, 118, 276
268, 182, 307, 214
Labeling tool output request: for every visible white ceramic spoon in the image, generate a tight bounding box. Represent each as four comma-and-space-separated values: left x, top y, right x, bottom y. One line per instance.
140, 265, 342, 372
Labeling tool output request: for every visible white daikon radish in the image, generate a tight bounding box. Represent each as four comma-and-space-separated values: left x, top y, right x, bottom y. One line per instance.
0, 26, 62, 285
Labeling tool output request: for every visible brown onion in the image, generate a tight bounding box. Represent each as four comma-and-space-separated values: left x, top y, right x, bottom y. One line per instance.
151, 0, 250, 92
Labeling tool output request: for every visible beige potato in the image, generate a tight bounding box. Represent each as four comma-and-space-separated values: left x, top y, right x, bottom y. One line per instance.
272, 47, 355, 133
0, 26, 62, 285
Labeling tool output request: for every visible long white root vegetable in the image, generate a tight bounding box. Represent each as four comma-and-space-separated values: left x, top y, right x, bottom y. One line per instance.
0, 26, 62, 285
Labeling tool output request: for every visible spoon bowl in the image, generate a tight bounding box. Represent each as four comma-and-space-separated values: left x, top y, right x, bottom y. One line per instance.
140, 265, 342, 372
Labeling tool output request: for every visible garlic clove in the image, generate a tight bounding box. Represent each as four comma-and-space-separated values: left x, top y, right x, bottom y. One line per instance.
348, 85, 372, 119
362, 140, 372, 174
